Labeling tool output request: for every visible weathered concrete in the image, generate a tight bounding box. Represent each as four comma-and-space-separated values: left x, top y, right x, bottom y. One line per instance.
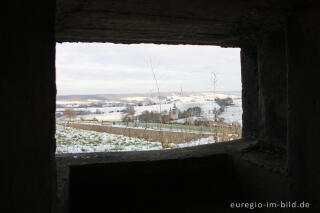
241, 47, 259, 139
55, 0, 289, 46
257, 31, 287, 145
233, 152, 289, 204
2, 1, 56, 213
3, 0, 320, 212
56, 140, 251, 213
56, 140, 290, 213
287, 4, 320, 208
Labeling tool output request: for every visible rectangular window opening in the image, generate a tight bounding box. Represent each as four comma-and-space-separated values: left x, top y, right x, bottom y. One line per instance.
55, 43, 242, 154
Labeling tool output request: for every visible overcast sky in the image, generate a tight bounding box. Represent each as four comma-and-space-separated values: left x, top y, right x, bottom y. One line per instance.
56, 43, 241, 95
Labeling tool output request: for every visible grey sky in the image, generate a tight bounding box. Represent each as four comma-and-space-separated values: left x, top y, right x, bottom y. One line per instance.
56, 43, 241, 95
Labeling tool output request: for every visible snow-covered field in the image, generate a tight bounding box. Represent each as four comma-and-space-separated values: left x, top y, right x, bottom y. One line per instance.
55, 125, 215, 154
57, 92, 242, 124
55, 92, 240, 153
216, 99, 242, 124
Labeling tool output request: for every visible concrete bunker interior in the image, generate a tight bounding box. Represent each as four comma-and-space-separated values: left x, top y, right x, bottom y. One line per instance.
4, 0, 320, 212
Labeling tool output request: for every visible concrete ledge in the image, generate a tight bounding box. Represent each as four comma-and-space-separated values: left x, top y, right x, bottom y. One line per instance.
56, 139, 253, 166
56, 139, 253, 212
56, 139, 290, 213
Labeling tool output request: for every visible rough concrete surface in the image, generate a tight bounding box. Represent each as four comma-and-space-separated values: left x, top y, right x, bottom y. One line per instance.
241, 46, 259, 139
55, 0, 290, 46
3, 0, 320, 212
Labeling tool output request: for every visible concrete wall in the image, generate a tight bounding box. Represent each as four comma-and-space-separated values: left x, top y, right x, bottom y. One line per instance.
55, 140, 290, 213
3, 0, 320, 212
257, 31, 287, 145
241, 46, 259, 139
69, 155, 237, 213
2, 1, 56, 212
287, 4, 320, 207
241, 33, 288, 147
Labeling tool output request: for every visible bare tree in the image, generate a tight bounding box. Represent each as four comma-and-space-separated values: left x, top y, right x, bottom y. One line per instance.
148, 57, 163, 124
211, 72, 218, 122
64, 108, 77, 121
123, 105, 135, 116
145, 56, 169, 138
122, 105, 135, 124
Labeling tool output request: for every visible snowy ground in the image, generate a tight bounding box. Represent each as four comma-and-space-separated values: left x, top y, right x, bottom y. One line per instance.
57, 92, 242, 124
56, 93, 240, 153
67, 121, 215, 134
56, 100, 242, 124
55, 125, 215, 154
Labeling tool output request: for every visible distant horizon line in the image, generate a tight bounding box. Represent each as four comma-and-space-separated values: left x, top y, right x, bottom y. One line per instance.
57, 90, 242, 97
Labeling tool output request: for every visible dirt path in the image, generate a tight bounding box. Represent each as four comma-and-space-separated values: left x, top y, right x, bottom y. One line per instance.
69, 123, 212, 144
